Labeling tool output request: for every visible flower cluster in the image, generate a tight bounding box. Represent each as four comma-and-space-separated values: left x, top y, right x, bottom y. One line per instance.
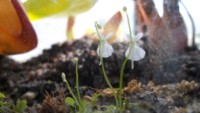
95, 6, 146, 69
95, 23, 145, 69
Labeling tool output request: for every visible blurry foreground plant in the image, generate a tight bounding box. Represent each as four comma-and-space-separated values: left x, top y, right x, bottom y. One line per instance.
0, 92, 9, 112
0, 92, 27, 113
23, 0, 97, 41
0, 0, 37, 55
13, 100, 27, 113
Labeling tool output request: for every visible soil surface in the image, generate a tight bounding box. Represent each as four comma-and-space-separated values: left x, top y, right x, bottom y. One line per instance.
0, 37, 200, 113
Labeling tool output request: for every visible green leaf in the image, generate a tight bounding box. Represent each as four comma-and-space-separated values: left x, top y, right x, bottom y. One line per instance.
81, 100, 92, 113
14, 100, 27, 113
104, 105, 116, 113
0, 93, 5, 99
93, 111, 102, 113
65, 97, 75, 107
91, 93, 101, 103
64, 0, 97, 15
90, 93, 101, 107
0, 101, 7, 107
23, 0, 97, 20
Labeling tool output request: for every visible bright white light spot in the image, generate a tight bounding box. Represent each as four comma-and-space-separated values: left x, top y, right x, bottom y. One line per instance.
153, 0, 164, 17
21, 0, 28, 3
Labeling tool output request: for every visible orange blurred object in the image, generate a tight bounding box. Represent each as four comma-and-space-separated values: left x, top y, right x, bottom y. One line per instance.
103, 11, 122, 44
0, 0, 37, 55
67, 16, 75, 41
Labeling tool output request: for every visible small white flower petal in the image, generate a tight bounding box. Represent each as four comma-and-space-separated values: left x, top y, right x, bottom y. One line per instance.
134, 32, 144, 41
125, 45, 145, 61
132, 45, 145, 61
97, 41, 114, 58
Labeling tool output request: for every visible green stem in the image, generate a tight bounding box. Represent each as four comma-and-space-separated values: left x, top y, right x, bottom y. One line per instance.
75, 59, 83, 110
100, 56, 119, 107
1, 106, 15, 113
125, 8, 133, 40
118, 7, 135, 112
62, 73, 80, 107
119, 57, 128, 112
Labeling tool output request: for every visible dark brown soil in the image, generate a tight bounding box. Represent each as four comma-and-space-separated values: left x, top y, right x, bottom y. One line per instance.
0, 36, 200, 113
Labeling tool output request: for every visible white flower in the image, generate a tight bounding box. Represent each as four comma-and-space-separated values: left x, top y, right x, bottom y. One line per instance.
125, 33, 146, 69
97, 33, 114, 58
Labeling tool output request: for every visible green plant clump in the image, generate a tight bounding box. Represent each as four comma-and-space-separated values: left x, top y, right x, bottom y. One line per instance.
0, 92, 28, 113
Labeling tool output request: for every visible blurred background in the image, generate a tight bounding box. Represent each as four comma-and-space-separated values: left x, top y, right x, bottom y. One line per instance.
10, 0, 200, 61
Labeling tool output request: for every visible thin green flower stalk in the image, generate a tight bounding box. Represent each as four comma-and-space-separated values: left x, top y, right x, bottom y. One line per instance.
61, 73, 79, 105
95, 22, 119, 108
61, 72, 83, 111
74, 58, 82, 108
118, 7, 146, 112
118, 7, 133, 112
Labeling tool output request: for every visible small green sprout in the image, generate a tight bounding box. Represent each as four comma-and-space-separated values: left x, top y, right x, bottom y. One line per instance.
62, 74, 86, 112
62, 72, 82, 111
0, 92, 28, 113
65, 97, 75, 107
62, 58, 107, 113
0, 93, 5, 99
13, 100, 28, 113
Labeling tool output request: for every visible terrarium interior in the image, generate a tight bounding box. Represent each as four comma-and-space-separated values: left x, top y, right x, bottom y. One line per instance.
0, 0, 200, 113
